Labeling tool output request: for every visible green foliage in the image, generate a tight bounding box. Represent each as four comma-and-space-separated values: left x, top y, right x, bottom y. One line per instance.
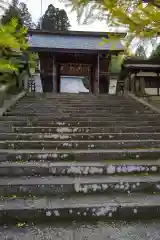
0, 18, 29, 80
37, 4, 71, 31
28, 52, 38, 69
64, 0, 160, 43
109, 55, 124, 74
0, 1, 35, 92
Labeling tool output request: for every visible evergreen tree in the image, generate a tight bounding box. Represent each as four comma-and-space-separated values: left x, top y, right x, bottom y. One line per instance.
58, 9, 70, 30
19, 2, 33, 28
1, 0, 22, 26
1, 0, 33, 28
150, 44, 160, 58
37, 4, 70, 31
135, 45, 147, 59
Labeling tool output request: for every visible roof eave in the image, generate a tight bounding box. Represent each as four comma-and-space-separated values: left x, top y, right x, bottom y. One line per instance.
29, 47, 124, 54
28, 29, 127, 38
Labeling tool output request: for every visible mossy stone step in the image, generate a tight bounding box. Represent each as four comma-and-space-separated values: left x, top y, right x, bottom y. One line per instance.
1, 148, 160, 162
12, 126, 160, 134
0, 160, 159, 176
1, 139, 160, 150
1, 115, 159, 121
0, 132, 160, 141
0, 175, 160, 197
9, 120, 160, 128
0, 194, 160, 223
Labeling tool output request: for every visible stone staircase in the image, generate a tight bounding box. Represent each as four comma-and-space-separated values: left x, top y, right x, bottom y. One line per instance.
0, 93, 160, 224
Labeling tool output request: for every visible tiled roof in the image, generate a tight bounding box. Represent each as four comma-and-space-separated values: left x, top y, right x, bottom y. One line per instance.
29, 31, 124, 52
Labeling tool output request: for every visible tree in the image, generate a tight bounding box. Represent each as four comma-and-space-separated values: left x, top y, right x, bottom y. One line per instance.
135, 45, 147, 59
1, 0, 33, 28
18, 2, 33, 28
64, 0, 160, 44
1, 0, 22, 26
37, 4, 70, 31
150, 44, 160, 58
0, 18, 29, 75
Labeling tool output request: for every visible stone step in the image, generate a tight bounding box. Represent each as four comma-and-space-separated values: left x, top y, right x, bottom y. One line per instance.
1, 148, 160, 162
0, 175, 160, 197
3, 120, 160, 128
16, 103, 144, 108
24, 94, 125, 98
5, 110, 152, 119
1, 220, 160, 238
18, 100, 132, 104
0, 132, 160, 141
20, 96, 128, 100
17, 107, 146, 112
1, 120, 160, 127
0, 194, 160, 223
13, 126, 160, 134
13, 105, 148, 111
18, 101, 143, 106
1, 115, 159, 122
13, 102, 146, 106
25, 92, 122, 96
14, 101, 141, 105
10, 106, 153, 114
2, 140, 160, 150
7, 111, 152, 116
8, 103, 150, 109
5, 111, 153, 116
13, 100, 147, 104
0, 160, 159, 176
19, 101, 138, 106
20, 99, 135, 103
15, 104, 136, 109
6, 112, 153, 117
22, 95, 126, 99
17, 97, 143, 101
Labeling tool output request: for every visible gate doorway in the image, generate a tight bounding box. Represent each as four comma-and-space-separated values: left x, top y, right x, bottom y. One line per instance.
60, 76, 89, 93
58, 63, 92, 93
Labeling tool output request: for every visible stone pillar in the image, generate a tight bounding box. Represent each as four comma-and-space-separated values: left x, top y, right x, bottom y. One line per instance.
140, 77, 146, 95
130, 73, 135, 93
24, 72, 30, 90
124, 77, 129, 91
135, 78, 140, 94
34, 73, 42, 92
